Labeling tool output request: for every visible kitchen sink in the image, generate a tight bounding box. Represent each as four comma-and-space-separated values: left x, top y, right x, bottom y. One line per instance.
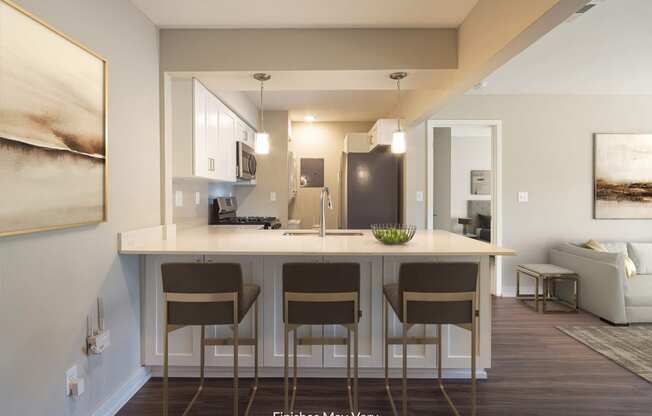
283, 231, 364, 236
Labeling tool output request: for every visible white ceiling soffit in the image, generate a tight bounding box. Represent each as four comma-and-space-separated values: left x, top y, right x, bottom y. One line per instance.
131, 0, 478, 28
244, 90, 404, 122
469, 0, 652, 95
171, 70, 454, 92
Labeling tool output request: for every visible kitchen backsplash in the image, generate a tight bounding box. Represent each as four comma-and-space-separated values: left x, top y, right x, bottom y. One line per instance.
173, 178, 233, 228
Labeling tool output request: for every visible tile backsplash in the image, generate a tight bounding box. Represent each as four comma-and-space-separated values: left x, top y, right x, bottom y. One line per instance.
173, 178, 233, 228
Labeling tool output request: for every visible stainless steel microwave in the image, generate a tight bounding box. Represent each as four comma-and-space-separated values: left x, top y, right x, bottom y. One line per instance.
236, 141, 257, 180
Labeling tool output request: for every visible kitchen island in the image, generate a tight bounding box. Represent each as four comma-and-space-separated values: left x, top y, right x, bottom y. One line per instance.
119, 226, 515, 379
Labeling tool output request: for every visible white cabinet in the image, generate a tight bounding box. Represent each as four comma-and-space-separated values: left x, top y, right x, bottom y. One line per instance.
382, 256, 437, 368
323, 256, 383, 368
171, 78, 248, 182
217, 107, 237, 182
204, 255, 263, 367
143, 254, 204, 367
262, 255, 324, 368
369, 118, 402, 150
237, 121, 255, 147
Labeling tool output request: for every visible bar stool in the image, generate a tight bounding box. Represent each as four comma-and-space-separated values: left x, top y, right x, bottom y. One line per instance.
282, 262, 361, 413
383, 262, 479, 416
161, 263, 260, 416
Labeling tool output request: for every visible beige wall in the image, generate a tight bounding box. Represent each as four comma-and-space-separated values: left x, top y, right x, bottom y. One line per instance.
0, 0, 160, 414
160, 29, 457, 72
233, 111, 289, 225
404, 94, 652, 293
289, 121, 374, 229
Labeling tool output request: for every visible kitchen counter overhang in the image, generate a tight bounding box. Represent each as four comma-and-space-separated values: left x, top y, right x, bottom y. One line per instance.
119, 226, 516, 257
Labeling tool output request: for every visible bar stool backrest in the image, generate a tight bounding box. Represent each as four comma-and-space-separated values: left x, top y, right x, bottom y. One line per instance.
398, 262, 478, 324
283, 263, 360, 325
162, 262, 243, 326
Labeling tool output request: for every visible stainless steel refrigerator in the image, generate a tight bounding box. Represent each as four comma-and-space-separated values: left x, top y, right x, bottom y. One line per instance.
340, 149, 403, 229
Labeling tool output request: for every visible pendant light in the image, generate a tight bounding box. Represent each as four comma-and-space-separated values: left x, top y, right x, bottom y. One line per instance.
253, 73, 271, 154
390, 72, 407, 154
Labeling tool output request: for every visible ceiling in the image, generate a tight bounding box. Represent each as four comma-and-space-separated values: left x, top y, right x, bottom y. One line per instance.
181, 70, 443, 122
245, 90, 401, 122
469, 0, 652, 95
131, 0, 478, 28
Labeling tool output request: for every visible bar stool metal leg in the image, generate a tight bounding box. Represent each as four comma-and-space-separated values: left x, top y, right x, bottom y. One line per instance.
284, 323, 289, 412
291, 328, 298, 412
244, 298, 259, 416
233, 297, 239, 416
163, 303, 169, 416
384, 298, 399, 415
347, 328, 353, 413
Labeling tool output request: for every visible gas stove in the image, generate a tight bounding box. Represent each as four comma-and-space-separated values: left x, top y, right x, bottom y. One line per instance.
210, 197, 282, 229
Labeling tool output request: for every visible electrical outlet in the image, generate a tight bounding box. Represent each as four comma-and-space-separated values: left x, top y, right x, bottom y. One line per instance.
195, 192, 201, 205
416, 191, 424, 202
270, 192, 277, 202
175, 190, 183, 207
518, 191, 529, 203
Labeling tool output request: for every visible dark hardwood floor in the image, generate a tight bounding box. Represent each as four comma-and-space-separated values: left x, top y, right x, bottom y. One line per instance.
118, 298, 652, 415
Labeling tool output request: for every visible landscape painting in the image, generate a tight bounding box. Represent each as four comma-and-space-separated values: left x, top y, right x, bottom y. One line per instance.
594, 133, 652, 219
0, 0, 107, 236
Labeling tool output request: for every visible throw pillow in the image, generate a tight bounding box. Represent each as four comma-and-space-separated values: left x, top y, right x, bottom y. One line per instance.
627, 243, 652, 275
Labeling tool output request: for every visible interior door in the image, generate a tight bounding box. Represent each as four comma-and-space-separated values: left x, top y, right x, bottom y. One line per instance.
433, 127, 452, 230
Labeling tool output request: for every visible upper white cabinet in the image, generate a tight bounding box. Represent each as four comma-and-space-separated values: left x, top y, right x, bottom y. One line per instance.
172, 78, 250, 182
369, 118, 402, 150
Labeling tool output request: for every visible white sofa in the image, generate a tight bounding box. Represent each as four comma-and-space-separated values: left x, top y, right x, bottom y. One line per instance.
550, 242, 652, 324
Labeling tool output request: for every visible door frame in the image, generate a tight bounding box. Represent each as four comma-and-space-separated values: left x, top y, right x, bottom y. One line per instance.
426, 119, 504, 296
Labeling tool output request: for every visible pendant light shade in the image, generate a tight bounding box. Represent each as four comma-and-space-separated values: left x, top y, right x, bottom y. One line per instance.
253, 73, 271, 154
390, 72, 408, 154
254, 131, 270, 154
391, 130, 406, 154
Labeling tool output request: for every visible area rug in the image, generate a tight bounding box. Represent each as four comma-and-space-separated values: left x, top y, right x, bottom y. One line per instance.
557, 326, 652, 383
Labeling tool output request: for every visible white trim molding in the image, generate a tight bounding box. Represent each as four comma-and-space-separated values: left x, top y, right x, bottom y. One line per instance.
426, 119, 504, 295
91, 367, 151, 416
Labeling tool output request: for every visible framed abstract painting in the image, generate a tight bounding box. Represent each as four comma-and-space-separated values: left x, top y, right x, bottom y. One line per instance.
0, 0, 108, 237
594, 133, 652, 219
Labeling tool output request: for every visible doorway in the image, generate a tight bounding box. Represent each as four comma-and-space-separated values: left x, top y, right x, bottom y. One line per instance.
426, 120, 503, 295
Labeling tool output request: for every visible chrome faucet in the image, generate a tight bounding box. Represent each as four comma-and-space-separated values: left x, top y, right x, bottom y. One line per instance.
319, 186, 333, 237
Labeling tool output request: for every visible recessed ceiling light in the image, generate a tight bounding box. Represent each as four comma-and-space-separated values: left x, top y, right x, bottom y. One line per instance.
304, 115, 316, 122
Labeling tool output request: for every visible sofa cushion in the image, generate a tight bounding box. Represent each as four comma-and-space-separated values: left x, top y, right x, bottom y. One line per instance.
628, 243, 652, 275
598, 241, 628, 256
625, 274, 652, 307
559, 243, 622, 264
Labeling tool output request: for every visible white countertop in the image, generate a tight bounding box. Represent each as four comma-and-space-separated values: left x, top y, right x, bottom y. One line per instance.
119, 226, 516, 256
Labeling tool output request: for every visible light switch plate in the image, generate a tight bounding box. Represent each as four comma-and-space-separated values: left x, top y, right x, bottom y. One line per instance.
195, 192, 201, 205
175, 191, 183, 207
416, 191, 424, 202
65, 365, 78, 396
270, 192, 277, 202
518, 191, 529, 203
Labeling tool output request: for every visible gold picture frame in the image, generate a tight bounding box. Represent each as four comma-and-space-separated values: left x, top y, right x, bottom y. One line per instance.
0, 0, 108, 237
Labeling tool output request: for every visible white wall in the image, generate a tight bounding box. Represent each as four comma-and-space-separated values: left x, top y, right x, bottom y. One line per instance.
450, 135, 491, 232
0, 1, 160, 415
405, 95, 652, 294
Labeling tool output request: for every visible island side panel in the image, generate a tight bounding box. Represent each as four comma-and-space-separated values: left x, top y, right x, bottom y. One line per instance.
382, 255, 491, 373
322, 256, 384, 369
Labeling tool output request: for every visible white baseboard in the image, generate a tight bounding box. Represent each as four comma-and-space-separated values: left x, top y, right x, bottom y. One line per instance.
91, 367, 151, 416
148, 366, 487, 380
